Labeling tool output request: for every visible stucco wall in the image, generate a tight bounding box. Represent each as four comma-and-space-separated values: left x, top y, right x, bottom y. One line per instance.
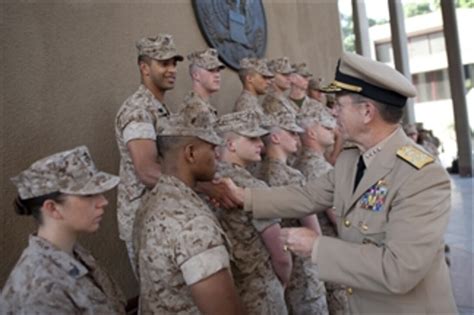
1, 0, 342, 299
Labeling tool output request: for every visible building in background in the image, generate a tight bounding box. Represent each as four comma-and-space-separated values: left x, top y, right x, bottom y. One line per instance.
370, 8, 474, 166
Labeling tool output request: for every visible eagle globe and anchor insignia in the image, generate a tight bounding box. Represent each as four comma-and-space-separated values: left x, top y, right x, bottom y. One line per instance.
192, 0, 267, 70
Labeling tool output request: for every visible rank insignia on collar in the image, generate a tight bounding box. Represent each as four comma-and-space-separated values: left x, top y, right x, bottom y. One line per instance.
359, 179, 388, 212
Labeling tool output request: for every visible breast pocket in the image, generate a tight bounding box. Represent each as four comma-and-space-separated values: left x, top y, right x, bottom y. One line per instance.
354, 212, 387, 247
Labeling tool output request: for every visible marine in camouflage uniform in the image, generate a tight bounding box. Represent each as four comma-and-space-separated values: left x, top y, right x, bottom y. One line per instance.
213, 111, 288, 315
133, 109, 242, 314
295, 106, 350, 315
3, 146, 125, 314
177, 48, 225, 117
2, 236, 126, 315
263, 57, 297, 115
258, 112, 328, 315
115, 34, 183, 272
233, 57, 274, 115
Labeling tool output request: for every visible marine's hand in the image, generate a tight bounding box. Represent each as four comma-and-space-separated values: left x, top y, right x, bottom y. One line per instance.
196, 177, 244, 209
280, 227, 318, 258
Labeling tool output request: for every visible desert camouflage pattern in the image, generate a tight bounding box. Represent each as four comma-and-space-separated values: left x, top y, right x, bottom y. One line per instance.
267, 57, 294, 74
133, 174, 231, 314
216, 110, 268, 138
296, 96, 327, 118
259, 158, 329, 315
240, 57, 274, 77
263, 87, 298, 116
211, 161, 287, 315
266, 109, 304, 134
162, 102, 223, 146
308, 77, 324, 91
115, 84, 170, 246
1, 235, 126, 315
292, 62, 313, 77
10, 146, 119, 200
233, 90, 264, 114
187, 48, 224, 70
294, 152, 350, 315
136, 34, 183, 61
178, 90, 219, 118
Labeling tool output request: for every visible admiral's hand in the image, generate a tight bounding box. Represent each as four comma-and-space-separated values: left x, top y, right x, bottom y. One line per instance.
196, 177, 244, 209
280, 227, 318, 258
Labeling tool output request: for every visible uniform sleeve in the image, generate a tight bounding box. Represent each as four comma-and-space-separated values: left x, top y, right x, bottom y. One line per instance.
173, 216, 230, 286
251, 218, 280, 233
315, 164, 451, 295
245, 168, 335, 219
17, 287, 77, 315
123, 122, 156, 143
117, 106, 155, 135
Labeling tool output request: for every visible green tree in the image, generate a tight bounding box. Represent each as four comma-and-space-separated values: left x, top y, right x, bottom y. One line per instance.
340, 13, 355, 52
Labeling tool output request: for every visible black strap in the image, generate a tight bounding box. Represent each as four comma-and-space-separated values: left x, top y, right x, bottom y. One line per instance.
353, 155, 366, 192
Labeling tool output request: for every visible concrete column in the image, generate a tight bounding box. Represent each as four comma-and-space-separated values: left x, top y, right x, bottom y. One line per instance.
352, 0, 371, 58
440, 1, 472, 177
388, 0, 415, 124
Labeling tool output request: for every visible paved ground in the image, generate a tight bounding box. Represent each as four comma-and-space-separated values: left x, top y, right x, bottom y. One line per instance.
445, 174, 473, 314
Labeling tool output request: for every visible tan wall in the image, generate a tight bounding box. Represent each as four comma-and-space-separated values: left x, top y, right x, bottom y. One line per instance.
1, 0, 342, 299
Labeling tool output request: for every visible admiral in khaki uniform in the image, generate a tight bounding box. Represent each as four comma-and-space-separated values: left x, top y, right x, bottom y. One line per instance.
214, 52, 457, 314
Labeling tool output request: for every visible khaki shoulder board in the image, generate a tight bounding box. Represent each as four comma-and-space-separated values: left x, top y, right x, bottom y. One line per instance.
397, 145, 434, 169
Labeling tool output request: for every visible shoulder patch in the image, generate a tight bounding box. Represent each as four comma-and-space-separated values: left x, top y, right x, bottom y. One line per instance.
397, 145, 434, 169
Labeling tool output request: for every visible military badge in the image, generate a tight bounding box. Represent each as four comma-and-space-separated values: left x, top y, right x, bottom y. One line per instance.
359, 179, 388, 212
192, 0, 267, 70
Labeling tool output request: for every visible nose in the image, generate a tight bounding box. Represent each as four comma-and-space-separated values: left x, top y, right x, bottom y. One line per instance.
256, 138, 264, 148
96, 194, 108, 208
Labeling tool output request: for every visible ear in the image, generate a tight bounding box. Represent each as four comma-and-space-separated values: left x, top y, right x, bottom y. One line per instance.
270, 132, 281, 145
226, 138, 237, 152
307, 127, 317, 140
184, 143, 196, 164
41, 199, 64, 220
363, 101, 377, 123
139, 62, 150, 76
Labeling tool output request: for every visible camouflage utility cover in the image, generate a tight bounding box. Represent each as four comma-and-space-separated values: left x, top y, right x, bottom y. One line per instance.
11, 146, 119, 199
187, 48, 224, 70
267, 57, 294, 74
216, 110, 268, 138
292, 62, 313, 77
239, 58, 274, 77
136, 34, 183, 61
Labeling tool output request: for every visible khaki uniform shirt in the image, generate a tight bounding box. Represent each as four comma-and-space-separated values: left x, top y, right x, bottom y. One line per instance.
213, 161, 287, 315
115, 84, 170, 242
259, 158, 327, 315
133, 175, 231, 315
262, 88, 297, 115
1, 235, 125, 315
233, 90, 263, 115
245, 128, 457, 314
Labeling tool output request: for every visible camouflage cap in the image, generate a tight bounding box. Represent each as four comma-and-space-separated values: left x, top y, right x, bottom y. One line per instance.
298, 105, 337, 129
403, 123, 418, 135
136, 34, 184, 61
158, 106, 223, 146
308, 78, 324, 91
216, 110, 269, 138
187, 48, 225, 70
268, 110, 304, 133
292, 62, 313, 78
267, 57, 295, 75
11, 146, 120, 200
239, 58, 274, 77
